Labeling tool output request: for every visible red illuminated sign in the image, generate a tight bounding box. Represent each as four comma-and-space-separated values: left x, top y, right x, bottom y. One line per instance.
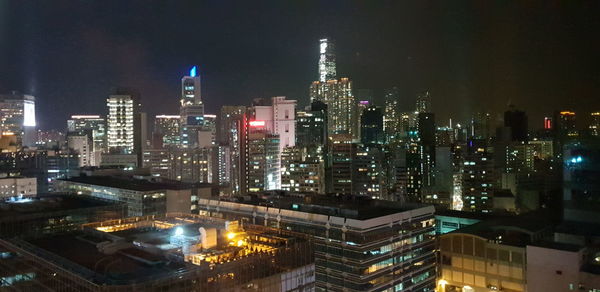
249, 120, 265, 127
544, 117, 552, 130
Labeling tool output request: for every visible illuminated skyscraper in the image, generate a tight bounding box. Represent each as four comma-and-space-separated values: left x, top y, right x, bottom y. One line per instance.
383, 87, 401, 141
318, 38, 336, 82
590, 112, 600, 136
416, 90, 431, 113
309, 78, 356, 138
0, 92, 36, 148
180, 66, 205, 148
106, 93, 140, 154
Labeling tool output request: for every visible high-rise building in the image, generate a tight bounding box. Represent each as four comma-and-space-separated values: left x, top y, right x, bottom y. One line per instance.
504, 105, 528, 142
251, 96, 296, 153
328, 134, 353, 194
296, 100, 327, 147
106, 91, 144, 155
67, 134, 93, 167
153, 115, 180, 148
0, 92, 37, 148
383, 87, 401, 142
67, 115, 106, 154
318, 38, 336, 82
553, 110, 577, 137
281, 146, 325, 194
309, 78, 356, 138
353, 144, 385, 198
589, 112, 600, 136
470, 112, 492, 140
459, 139, 496, 212
418, 113, 436, 191
416, 90, 431, 113
245, 124, 280, 193
217, 106, 246, 194
360, 105, 384, 145
180, 66, 205, 148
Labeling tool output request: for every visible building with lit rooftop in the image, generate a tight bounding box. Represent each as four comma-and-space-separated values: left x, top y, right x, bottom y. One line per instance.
197, 193, 436, 292
0, 213, 314, 291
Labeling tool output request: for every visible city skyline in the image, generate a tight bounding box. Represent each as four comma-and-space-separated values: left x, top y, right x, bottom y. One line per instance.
2, 1, 600, 130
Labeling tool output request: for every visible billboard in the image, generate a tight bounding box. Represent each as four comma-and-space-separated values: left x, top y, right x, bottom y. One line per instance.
23, 100, 36, 127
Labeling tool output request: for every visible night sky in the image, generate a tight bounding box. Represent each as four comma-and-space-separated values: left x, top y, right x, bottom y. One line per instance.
2, 1, 600, 130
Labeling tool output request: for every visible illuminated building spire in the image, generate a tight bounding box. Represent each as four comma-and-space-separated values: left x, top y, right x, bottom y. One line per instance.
318, 38, 336, 82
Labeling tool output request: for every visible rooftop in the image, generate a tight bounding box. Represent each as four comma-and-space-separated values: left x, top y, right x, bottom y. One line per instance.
0, 193, 119, 221
11, 213, 310, 286
448, 211, 553, 247
218, 192, 431, 220
61, 176, 198, 192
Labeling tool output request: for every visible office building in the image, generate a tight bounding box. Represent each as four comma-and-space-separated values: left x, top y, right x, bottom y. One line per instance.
383, 87, 401, 142
360, 106, 384, 145
55, 175, 212, 216
141, 149, 171, 178
328, 134, 353, 194
197, 193, 437, 292
67, 134, 94, 167
458, 140, 496, 212
438, 215, 551, 292
251, 96, 296, 153
67, 115, 107, 156
281, 146, 325, 194
180, 66, 205, 148
353, 144, 385, 198
296, 100, 327, 147
153, 115, 180, 148
217, 106, 246, 194
245, 129, 280, 193
310, 78, 357, 138
106, 91, 146, 163
171, 147, 213, 184
0, 176, 36, 199
0, 91, 36, 148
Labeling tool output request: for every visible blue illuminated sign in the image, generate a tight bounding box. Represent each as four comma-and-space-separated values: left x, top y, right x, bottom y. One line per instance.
190, 66, 197, 77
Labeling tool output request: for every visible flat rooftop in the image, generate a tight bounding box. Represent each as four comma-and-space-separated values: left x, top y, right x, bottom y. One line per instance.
219, 193, 431, 220
26, 232, 191, 285
448, 211, 553, 247
61, 176, 197, 191
0, 193, 119, 220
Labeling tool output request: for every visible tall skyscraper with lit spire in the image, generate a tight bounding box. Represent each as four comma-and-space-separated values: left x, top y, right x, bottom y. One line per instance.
310, 38, 357, 138
318, 38, 336, 82
180, 66, 205, 148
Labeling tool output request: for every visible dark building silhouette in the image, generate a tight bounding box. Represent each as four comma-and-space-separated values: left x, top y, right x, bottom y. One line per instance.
360, 106, 384, 145
504, 105, 528, 142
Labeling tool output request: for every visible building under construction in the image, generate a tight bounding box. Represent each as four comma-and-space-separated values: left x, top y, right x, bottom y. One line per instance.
0, 213, 314, 291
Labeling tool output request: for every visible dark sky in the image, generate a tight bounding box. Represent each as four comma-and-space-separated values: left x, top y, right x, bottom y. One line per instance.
1, 1, 600, 130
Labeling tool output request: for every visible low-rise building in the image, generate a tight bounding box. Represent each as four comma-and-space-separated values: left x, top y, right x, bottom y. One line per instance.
54, 176, 214, 216
0, 176, 36, 199
0, 213, 314, 291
